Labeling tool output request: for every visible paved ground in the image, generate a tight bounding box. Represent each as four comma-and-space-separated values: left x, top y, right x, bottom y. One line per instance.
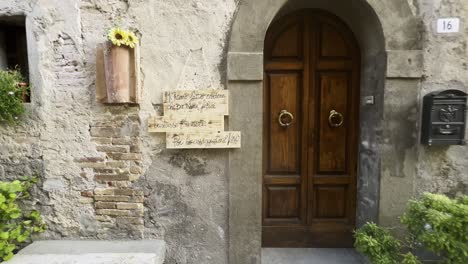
262, 248, 368, 264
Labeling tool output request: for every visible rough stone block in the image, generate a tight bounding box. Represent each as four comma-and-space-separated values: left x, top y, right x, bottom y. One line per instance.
116, 202, 143, 210
112, 137, 136, 145
108, 181, 131, 188
43, 178, 68, 192
93, 120, 124, 127
90, 127, 121, 137
94, 195, 130, 202
75, 157, 106, 163
94, 168, 115, 174
97, 145, 130, 153
106, 161, 127, 168
95, 202, 117, 209
94, 188, 115, 195
108, 153, 142, 161
81, 190, 94, 197
133, 189, 144, 196
79, 162, 107, 169
129, 195, 144, 203
95, 215, 113, 222
129, 174, 141, 181
79, 198, 94, 204
6, 240, 166, 264
92, 137, 112, 144
95, 174, 131, 182
130, 144, 142, 153
113, 188, 135, 196
96, 209, 131, 216
127, 115, 140, 123
129, 166, 142, 174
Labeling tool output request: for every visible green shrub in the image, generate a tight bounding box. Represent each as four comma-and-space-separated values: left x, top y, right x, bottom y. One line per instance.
354, 222, 420, 264
355, 193, 468, 264
0, 178, 46, 261
0, 70, 27, 124
402, 193, 468, 264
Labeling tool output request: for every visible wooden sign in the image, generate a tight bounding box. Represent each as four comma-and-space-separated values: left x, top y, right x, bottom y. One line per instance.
163, 90, 229, 115
149, 89, 240, 149
166, 132, 241, 149
148, 115, 224, 132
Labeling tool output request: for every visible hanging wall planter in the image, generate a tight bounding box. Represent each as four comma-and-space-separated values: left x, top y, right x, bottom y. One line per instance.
96, 28, 141, 104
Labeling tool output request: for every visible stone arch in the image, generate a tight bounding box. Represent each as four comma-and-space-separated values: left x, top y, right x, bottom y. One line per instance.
227, 1, 423, 263
228, 0, 422, 52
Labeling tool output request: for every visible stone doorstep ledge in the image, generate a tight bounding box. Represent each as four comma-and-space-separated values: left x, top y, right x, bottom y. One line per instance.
6, 240, 166, 264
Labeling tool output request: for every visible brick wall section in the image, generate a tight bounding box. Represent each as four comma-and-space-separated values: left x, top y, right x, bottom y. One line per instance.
77, 109, 145, 238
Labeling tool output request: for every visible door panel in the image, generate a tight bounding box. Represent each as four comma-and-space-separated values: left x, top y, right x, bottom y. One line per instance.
317, 72, 349, 173
266, 186, 301, 219
267, 72, 302, 173
263, 10, 360, 248
314, 185, 347, 219
271, 22, 303, 59
319, 23, 350, 58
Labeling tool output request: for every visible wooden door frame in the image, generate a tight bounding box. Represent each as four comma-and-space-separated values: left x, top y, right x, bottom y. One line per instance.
226, 1, 423, 263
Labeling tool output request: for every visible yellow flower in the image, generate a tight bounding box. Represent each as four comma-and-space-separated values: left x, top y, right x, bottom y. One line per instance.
126, 31, 139, 48
108, 28, 128, 46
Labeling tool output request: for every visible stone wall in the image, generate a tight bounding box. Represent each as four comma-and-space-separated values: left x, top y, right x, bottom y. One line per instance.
0, 0, 466, 264
0, 0, 235, 263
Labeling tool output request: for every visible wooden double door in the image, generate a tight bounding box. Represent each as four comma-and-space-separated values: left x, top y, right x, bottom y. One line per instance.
262, 10, 360, 248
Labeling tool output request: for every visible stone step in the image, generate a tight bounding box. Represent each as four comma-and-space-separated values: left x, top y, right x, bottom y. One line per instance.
6, 240, 166, 264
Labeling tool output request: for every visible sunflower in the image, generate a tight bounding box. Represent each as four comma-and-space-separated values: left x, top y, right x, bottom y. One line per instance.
126, 31, 139, 48
108, 28, 128, 46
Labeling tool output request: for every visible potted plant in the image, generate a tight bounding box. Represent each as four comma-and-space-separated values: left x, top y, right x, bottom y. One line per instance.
104, 28, 139, 103
0, 70, 28, 124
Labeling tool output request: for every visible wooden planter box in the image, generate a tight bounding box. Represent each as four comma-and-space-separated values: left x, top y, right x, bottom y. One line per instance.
96, 42, 140, 104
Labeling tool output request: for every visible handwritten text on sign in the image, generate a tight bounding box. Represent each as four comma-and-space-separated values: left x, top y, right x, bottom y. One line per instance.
148, 115, 224, 133
163, 90, 229, 115
166, 132, 241, 149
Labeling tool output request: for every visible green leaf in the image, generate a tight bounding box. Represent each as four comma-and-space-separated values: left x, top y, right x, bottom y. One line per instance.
0, 232, 8, 240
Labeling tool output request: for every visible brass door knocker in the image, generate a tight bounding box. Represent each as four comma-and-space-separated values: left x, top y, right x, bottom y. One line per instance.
328, 110, 344, 127
278, 110, 294, 127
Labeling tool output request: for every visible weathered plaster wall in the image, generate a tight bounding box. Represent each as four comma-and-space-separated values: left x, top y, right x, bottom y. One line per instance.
0, 0, 466, 264
379, 0, 468, 231
0, 0, 237, 263
417, 0, 468, 196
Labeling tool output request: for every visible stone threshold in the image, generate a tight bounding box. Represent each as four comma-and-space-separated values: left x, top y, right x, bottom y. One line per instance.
6, 240, 166, 264
262, 248, 368, 264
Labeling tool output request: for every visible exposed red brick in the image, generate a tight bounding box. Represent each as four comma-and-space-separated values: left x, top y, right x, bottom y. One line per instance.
81, 190, 94, 197
95, 174, 131, 182
108, 153, 141, 161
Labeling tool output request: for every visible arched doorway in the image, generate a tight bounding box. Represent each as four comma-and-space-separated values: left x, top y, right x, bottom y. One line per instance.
227, 0, 422, 262
262, 10, 360, 248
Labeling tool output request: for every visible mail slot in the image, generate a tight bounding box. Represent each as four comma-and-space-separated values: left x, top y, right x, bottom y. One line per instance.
421, 89, 467, 146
